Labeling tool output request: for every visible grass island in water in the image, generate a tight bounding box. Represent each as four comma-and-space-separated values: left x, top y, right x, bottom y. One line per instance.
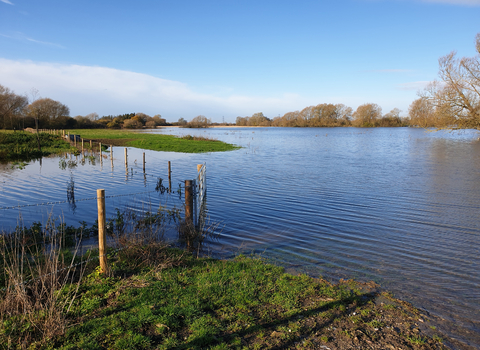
69, 129, 240, 153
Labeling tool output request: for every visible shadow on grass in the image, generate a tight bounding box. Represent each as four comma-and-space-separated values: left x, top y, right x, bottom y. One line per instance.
182, 293, 373, 349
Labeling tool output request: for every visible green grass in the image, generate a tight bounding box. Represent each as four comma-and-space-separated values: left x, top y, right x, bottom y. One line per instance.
0, 130, 76, 163
0, 245, 448, 350
69, 129, 240, 153
0, 215, 448, 350
52, 254, 350, 349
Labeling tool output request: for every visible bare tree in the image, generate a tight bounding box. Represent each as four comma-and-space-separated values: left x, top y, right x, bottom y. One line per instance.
27, 98, 70, 128
85, 112, 99, 121
420, 32, 480, 129
186, 115, 211, 128
353, 103, 382, 127
0, 84, 28, 129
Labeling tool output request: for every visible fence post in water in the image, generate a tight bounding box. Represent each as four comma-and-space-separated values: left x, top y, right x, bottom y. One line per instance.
81, 138, 84, 153
185, 180, 193, 226
90, 140, 92, 148
124, 148, 127, 167
97, 189, 108, 274
168, 161, 172, 192
143, 152, 145, 173
74, 135, 77, 147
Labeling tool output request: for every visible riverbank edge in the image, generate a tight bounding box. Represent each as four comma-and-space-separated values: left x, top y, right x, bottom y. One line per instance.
1, 244, 452, 350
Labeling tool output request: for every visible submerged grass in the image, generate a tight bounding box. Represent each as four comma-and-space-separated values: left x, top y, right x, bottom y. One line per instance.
0, 131, 76, 163
69, 129, 240, 153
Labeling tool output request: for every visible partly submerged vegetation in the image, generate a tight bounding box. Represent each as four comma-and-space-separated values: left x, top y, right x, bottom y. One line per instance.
0, 130, 77, 163
0, 214, 449, 350
69, 129, 240, 153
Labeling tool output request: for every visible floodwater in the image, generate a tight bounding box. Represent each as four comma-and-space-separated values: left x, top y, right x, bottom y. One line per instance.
1, 127, 479, 348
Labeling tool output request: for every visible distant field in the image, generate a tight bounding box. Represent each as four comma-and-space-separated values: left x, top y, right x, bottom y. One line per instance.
69, 129, 240, 153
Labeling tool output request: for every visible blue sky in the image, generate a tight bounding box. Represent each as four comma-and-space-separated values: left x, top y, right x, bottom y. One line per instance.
0, 0, 479, 123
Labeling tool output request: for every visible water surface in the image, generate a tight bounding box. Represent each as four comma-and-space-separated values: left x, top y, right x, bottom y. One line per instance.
1, 127, 479, 348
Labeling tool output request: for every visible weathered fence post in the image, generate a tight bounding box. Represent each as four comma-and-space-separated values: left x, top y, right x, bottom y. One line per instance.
90, 140, 92, 148
185, 180, 193, 225
97, 189, 108, 274
124, 148, 127, 167
81, 138, 84, 153
143, 152, 145, 173
74, 135, 77, 147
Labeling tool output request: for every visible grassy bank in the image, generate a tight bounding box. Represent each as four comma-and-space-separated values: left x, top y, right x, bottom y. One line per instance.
0, 232, 447, 349
0, 131, 76, 163
69, 129, 240, 153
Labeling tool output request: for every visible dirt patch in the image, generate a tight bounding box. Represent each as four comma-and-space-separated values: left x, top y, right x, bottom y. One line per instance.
279, 290, 448, 349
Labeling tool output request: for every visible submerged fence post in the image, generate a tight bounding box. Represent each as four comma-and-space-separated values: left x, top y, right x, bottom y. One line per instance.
185, 180, 193, 225
97, 189, 108, 274
143, 152, 145, 173
124, 148, 127, 167
81, 138, 84, 153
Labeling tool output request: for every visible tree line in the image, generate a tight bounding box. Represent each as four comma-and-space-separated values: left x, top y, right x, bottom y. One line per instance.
236, 105, 405, 128
1, 33, 478, 131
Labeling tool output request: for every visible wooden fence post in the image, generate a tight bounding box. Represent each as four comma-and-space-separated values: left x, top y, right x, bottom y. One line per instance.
97, 189, 108, 274
81, 138, 84, 153
185, 180, 193, 225
90, 140, 92, 148
124, 148, 128, 167
143, 152, 145, 173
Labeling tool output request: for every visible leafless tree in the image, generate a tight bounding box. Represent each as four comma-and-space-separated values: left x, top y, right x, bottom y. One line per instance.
0, 84, 28, 129
26, 98, 70, 128
420, 32, 480, 129
353, 103, 382, 127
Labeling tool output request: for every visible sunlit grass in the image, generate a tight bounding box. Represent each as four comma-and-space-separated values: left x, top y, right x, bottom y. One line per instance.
69, 129, 240, 153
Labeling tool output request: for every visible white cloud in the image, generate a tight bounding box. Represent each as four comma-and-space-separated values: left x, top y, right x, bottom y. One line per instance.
0, 58, 308, 121
25, 37, 65, 48
0, 32, 64, 48
0, 0, 13, 5
396, 81, 432, 91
